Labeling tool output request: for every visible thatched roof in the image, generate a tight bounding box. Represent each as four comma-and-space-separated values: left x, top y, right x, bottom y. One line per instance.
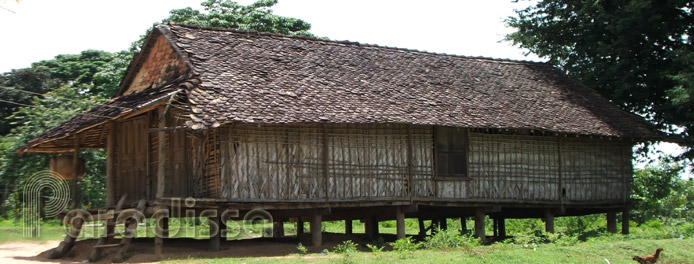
21, 24, 669, 153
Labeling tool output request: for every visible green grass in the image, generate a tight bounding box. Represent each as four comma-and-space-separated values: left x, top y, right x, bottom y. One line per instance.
1, 216, 693, 263
163, 238, 694, 264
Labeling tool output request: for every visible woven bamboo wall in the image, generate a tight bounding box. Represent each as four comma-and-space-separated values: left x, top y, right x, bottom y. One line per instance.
560, 138, 631, 201
446, 132, 631, 202
216, 124, 433, 201
184, 124, 631, 203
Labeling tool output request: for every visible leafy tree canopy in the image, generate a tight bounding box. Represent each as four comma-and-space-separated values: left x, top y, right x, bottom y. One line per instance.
506, 0, 694, 158
164, 0, 313, 36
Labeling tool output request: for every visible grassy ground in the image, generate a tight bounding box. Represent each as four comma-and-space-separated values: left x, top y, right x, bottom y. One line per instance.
164, 237, 694, 264
1, 217, 692, 263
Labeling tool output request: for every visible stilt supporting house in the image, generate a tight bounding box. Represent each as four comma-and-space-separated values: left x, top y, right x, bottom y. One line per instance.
460, 217, 467, 234
497, 218, 506, 238
545, 209, 555, 233
607, 210, 617, 233
273, 219, 285, 238
310, 211, 322, 246
297, 220, 304, 235
209, 216, 221, 251
396, 207, 406, 239
474, 208, 485, 242
622, 207, 630, 234
345, 219, 353, 235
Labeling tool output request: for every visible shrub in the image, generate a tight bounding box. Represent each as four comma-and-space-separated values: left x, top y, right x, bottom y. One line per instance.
390, 237, 421, 259
333, 240, 358, 264
333, 240, 358, 254
296, 243, 308, 255
421, 228, 479, 250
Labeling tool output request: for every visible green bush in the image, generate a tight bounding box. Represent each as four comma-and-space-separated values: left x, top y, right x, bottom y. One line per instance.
421, 228, 479, 250
390, 237, 421, 258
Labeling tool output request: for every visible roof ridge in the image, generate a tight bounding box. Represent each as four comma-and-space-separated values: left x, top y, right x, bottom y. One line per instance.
163, 23, 549, 66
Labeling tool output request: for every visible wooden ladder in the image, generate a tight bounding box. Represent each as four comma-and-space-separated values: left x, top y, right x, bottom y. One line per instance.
47, 210, 89, 259
87, 195, 127, 262
111, 199, 147, 263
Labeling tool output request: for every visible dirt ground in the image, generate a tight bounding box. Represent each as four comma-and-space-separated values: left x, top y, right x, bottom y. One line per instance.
0, 233, 386, 263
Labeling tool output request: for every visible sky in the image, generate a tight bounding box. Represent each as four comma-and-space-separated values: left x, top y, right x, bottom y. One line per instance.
0, 0, 689, 173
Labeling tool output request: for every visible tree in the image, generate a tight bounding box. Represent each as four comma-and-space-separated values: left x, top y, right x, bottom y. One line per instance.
505, 0, 694, 158
0, 50, 131, 135
165, 0, 312, 36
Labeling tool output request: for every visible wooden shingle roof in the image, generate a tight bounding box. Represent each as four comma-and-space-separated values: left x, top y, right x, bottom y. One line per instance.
21, 24, 668, 152
170, 24, 661, 139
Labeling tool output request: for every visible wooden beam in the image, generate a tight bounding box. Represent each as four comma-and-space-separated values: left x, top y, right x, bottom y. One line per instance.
310, 211, 322, 246
544, 209, 555, 233
474, 208, 485, 243
156, 107, 166, 198
71, 135, 81, 209
106, 122, 116, 207
396, 206, 406, 239
607, 210, 617, 233
418, 218, 426, 237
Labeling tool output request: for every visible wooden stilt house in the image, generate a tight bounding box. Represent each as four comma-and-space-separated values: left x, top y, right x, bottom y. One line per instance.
20, 24, 670, 260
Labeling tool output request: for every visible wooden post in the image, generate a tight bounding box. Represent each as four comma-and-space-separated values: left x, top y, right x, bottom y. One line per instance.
474, 208, 485, 242
345, 219, 353, 235
544, 209, 555, 233
431, 218, 440, 234
621, 206, 630, 234
154, 207, 165, 256
493, 218, 498, 237
367, 216, 379, 239
460, 217, 467, 234
607, 210, 617, 233
440, 217, 447, 231
396, 207, 406, 239
310, 211, 322, 246
321, 125, 329, 201
105, 123, 116, 207
297, 219, 304, 235
71, 135, 81, 209
209, 216, 221, 251
498, 218, 506, 237
274, 219, 285, 238
418, 218, 426, 237
156, 107, 166, 198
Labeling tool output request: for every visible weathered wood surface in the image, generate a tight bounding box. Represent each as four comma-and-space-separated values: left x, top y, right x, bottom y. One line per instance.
116, 115, 149, 203
217, 124, 434, 201
116, 119, 632, 204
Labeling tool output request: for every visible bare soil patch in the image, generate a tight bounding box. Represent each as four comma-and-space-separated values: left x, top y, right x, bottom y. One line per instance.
1, 233, 387, 263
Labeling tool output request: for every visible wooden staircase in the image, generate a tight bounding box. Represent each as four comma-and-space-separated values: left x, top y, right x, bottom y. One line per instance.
48, 195, 149, 263
87, 195, 127, 262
